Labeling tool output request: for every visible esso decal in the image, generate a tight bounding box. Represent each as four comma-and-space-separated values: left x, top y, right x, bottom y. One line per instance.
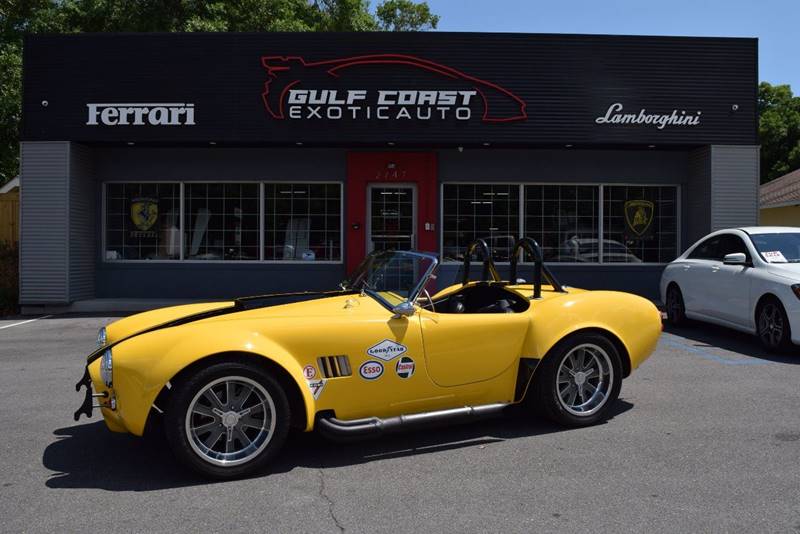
359, 360, 384, 380
303, 365, 317, 379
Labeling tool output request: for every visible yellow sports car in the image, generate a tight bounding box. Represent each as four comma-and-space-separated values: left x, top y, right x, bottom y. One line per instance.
74, 238, 661, 479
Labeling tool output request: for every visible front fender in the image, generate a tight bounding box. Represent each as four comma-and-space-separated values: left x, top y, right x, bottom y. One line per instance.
528, 291, 662, 372
108, 322, 315, 436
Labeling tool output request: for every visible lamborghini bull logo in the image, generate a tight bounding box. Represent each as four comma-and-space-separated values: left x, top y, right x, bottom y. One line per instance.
130, 197, 158, 231
624, 200, 654, 237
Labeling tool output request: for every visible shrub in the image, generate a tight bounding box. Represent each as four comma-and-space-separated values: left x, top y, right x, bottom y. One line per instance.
0, 242, 19, 316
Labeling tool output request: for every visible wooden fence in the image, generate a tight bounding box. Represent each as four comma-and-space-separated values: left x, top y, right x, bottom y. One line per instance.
0, 190, 19, 246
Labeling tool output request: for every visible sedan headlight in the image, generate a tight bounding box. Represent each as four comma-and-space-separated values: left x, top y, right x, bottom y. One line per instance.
97, 327, 107, 347
100, 349, 113, 388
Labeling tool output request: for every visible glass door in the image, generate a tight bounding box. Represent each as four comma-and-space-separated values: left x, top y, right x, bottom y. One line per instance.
367, 184, 416, 253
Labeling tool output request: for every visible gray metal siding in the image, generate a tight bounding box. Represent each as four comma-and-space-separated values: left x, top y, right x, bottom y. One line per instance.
93, 148, 344, 182
686, 147, 711, 248
69, 144, 95, 301
710, 145, 760, 230
19, 142, 70, 304
439, 149, 687, 183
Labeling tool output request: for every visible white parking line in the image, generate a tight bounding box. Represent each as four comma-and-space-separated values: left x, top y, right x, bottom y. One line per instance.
0, 315, 53, 330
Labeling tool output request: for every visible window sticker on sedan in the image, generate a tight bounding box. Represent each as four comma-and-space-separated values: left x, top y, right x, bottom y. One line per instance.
763, 251, 788, 263
367, 339, 408, 361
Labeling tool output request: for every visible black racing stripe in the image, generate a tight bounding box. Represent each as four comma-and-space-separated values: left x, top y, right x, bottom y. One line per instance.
84, 290, 354, 365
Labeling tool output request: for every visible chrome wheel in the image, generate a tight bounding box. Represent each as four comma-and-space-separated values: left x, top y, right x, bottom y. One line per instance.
556, 343, 614, 416
185, 376, 276, 467
758, 302, 786, 349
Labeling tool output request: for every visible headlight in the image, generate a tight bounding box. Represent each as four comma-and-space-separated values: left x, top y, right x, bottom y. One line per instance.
100, 349, 113, 388
97, 327, 107, 347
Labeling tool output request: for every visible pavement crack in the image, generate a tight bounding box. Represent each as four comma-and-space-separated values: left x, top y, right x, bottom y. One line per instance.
317, 468, 345, 533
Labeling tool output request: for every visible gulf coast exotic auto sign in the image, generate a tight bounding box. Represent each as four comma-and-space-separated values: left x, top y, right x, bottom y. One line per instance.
21, 33, 757, 145
260, 54, 528, 124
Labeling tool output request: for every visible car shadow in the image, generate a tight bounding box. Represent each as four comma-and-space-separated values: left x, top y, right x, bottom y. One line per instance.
43, 400, 633, 491
662, 322, 800, 364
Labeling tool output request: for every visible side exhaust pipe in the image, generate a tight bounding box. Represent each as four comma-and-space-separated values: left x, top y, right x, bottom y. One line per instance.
316, 403, 510, 441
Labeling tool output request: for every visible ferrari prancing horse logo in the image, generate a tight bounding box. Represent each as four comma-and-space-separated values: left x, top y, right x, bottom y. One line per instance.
623, 200, 654, 237
130, 197, 158, 231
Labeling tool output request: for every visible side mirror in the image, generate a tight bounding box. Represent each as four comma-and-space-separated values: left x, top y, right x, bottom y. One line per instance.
723, 252, 748, 266
391, 301, 416, 319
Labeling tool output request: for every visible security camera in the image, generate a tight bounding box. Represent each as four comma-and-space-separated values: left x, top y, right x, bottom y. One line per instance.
731, 104, 739, 111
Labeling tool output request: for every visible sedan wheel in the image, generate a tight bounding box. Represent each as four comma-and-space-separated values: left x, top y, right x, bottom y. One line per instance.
530, 333, 622, 427
666, 285, 687, 326
757, 299, 791, 352
165, 361, 290, 479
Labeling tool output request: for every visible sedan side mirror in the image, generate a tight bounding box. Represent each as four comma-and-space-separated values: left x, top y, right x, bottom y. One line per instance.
391, 301, 416, 319
723, 252, 748, 266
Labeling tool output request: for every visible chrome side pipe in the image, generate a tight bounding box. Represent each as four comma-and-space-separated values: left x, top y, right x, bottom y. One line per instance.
316, 402, 510, 441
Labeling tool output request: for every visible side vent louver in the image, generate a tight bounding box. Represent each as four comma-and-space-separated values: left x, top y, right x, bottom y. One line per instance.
317, 355, 352, 378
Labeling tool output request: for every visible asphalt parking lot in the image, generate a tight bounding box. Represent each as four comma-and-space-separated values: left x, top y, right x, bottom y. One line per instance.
1, 314, 799, 533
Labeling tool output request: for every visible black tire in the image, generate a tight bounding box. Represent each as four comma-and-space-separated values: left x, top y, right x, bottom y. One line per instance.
530, 332, 623, 427
164, 360, 290, 479
756, 297, 792, 352
665, 284, 688, 327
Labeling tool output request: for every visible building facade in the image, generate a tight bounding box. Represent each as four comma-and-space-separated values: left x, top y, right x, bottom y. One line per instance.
20, 32, 759, 307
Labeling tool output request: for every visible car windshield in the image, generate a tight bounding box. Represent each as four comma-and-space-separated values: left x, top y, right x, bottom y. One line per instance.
341, 250, 438, 307
749, 232, 800, 263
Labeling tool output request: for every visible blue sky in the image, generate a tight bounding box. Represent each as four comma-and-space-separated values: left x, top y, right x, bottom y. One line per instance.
424, 0, 799, 90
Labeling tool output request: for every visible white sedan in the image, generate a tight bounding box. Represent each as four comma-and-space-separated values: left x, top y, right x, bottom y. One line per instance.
660, 227, 800, 351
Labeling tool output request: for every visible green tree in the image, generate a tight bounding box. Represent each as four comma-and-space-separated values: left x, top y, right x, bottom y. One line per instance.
759, 82, 800, 184
0, 0, 440, 185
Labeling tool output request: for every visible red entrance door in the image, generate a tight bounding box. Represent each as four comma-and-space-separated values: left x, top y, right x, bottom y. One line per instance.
346, 152, 438, 273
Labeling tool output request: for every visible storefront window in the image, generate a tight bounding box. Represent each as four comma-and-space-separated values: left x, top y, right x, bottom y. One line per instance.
524, 185, 600, 262
184, 183, 260, 261
105, 183, 180, 260
264, 183, 341, 261
603, 185, 678, 263
442, 184, 520, 262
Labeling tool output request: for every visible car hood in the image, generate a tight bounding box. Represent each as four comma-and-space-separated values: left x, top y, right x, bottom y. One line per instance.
764, 263, 800, 281
104, 301, 236, 345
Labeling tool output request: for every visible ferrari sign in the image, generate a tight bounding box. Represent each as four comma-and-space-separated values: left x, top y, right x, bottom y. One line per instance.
130, 197, 158, 238
624, 200, 655, 240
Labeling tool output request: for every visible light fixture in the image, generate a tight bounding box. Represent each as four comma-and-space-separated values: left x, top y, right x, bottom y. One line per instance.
209, 141, 216, 145
387, 142, 395, 146
483, 142, 491, 147
648, 144, 656, 149
126, 142, 135, 146
565, 144, 573, 148
295, 141, 303, 146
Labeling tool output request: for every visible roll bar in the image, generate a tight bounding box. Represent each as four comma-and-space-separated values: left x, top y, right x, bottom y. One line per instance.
509, 237, 566, 299
462, 239, 501, 285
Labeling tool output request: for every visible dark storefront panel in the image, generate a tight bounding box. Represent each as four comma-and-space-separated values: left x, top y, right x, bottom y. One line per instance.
23, 33, 756, 146
19, 33, 759, 307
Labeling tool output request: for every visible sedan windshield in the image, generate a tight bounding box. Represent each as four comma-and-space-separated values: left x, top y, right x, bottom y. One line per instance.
749, 232, 800, 263
341, 250, 437, 307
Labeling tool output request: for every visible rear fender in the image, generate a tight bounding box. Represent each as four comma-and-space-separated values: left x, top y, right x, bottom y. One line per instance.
527, 291, 661, 373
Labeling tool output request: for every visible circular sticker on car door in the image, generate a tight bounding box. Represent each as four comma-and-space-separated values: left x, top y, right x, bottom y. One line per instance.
395, 357, 415, 379
359, 360, 384, 380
